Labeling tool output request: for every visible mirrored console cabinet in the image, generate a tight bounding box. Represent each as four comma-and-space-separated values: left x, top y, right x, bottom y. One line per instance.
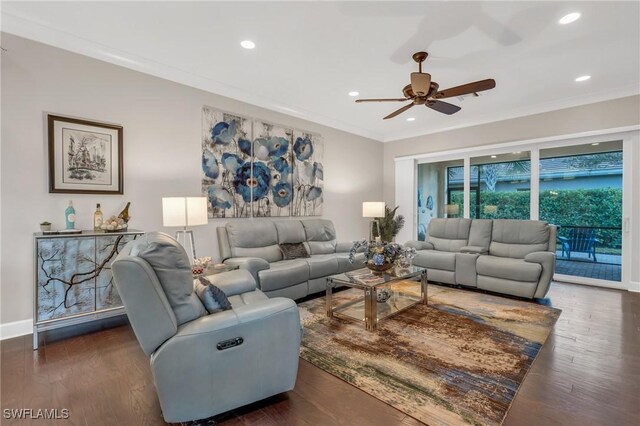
33, 230, 143, 349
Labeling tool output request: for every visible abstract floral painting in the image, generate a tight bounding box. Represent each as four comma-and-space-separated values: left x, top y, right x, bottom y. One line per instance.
201, 107, 324, 218
201, 107, 253, 218
252, 120, 294, 217
292, 130, 324, 216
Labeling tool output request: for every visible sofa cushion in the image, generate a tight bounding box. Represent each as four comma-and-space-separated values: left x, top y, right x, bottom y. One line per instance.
258, 260, 310, 292
468, 219, 493, 250
131, 232, 206, 326
476, 255, 542, 282
226, 221, 282, 262
489, 220, 550, 258
413, 250, 456, 272
305, 255, 339, 279
302, 219, 337, 254
194, 277, 232, 314
274, 220, 306, 244
427, 218, 471, 252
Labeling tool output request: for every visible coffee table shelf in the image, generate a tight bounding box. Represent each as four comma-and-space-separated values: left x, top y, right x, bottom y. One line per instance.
326, 266, 427, 331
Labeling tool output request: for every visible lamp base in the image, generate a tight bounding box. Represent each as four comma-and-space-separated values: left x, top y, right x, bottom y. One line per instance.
175, 229, 196, 264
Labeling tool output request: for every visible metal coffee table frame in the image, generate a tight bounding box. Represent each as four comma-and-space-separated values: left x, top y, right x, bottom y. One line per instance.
326, 266, 428, 331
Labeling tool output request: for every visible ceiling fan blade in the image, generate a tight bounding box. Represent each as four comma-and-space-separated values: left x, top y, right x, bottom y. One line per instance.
433, 79, 496, 99
383, 102, 414, 120
426, 100, 461, 115
410, 72, 431, 96
356, 98, 409, 103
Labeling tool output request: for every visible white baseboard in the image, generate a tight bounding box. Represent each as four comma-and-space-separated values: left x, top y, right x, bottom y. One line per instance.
0, 319, 32, 340
629, 281, 640, 293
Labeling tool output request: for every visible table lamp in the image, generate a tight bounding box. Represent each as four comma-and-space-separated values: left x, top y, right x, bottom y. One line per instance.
162, 197, 208, 263
445, 204, 460, 217
362, 202, 385, 242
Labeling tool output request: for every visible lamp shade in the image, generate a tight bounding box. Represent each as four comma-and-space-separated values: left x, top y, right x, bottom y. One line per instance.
162, 197, 208, 227
362, 202, 385, 218
445, 204, 460, 215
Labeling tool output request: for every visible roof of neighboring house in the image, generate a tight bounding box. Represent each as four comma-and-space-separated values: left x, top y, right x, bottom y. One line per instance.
447, 154, 622, 184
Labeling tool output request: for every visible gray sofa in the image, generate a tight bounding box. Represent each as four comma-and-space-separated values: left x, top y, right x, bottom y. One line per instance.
112, 232, 301, 423
217, 219, 364, 300
405, 218, 556, 299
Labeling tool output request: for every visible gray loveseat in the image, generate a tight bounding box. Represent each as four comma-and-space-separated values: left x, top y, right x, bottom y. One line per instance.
217, 219, 364, 300
405, 218, 556, 299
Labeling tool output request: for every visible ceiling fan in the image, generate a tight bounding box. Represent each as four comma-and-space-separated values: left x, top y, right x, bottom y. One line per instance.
355, 51, 496, 119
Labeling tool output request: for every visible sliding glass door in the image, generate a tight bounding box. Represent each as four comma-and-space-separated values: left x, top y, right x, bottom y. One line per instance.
539, 142, 622, 282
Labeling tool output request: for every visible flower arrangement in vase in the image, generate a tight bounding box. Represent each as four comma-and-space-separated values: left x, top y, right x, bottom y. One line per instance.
348, 240, 416, 273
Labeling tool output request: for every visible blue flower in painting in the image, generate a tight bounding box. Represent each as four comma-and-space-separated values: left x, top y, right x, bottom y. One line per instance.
202, 149, 219, 179
207, 185, 233, 210
306, 186, 322, 201
372, 254, 385, 266
211, 120, 237, 145
293, 137, 314, 161
221, 153, 243, 175
233, 162, 271, 202
267, 137, 289, 157
238, 138, 252, 157
313, 162, 324, 180
272, 181, 293, 208
273, 157, 291, 176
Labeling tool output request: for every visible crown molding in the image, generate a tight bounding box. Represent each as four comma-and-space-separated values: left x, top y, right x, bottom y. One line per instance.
1, 11, 385, 142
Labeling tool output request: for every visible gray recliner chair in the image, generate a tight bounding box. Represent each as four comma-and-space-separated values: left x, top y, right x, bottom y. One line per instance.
111, 232, 301, 423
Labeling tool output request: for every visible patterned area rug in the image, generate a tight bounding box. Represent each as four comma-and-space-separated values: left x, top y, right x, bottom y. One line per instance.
299, 283, 561, 426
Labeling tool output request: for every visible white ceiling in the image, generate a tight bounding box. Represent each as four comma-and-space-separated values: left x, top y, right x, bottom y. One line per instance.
2, 1, 639, 142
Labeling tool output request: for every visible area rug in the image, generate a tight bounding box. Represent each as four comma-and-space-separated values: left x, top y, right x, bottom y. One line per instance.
298, 283, 561, 426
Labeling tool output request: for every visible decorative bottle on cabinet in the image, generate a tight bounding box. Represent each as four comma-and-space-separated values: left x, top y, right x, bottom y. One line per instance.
118, 202, 131, 222
94, 203, 103, 231
65, 200, 76, 230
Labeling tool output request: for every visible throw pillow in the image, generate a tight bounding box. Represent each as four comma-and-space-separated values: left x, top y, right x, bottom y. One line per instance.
194, 276, 232, 314
279, 242, 310, 260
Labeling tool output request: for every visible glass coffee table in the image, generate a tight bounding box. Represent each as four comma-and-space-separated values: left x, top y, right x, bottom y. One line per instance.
326, 265, 428, 331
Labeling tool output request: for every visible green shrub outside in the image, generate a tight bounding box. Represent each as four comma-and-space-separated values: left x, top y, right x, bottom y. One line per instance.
449, 188, 622, 252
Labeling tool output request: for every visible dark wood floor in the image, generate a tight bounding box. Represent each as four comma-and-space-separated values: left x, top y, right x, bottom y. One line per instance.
2, 282, 639, 426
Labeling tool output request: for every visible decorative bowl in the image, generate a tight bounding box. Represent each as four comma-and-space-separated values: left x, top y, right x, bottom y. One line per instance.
366, 262, 394, 273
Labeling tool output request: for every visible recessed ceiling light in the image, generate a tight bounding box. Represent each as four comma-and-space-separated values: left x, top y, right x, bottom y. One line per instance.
406, 117, 415, 122
240, 40, 256, 49
512, 151, 522, 154
559, 12, 581, 25
592, 142, 600, 146
575, 75, 591, 82
348, 91, 359, 97
491, 155, 497, 159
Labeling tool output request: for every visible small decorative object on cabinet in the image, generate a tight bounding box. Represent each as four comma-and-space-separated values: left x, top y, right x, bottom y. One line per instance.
40, 221, 52, 232
65, 200, 76, 229
33, 229, 144, 349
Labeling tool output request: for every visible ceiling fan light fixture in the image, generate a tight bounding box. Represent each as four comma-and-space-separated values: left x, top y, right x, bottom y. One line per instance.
559, 12, 581, 25
575, 75, 591, 82
348, 91, 359, 97
240, 40, 256, 49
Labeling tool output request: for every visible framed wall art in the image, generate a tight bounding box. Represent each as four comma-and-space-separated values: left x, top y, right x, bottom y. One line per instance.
48, 114, 123, 194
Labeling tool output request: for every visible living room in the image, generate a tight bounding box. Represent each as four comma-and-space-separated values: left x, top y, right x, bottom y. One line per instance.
1, 1, 639, 425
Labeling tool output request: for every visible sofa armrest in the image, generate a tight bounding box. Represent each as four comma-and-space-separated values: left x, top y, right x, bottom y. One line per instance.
335, 241, 354, 253
224, 257, 270, 283
202, 269, 257, 297
404, 241, 434, 250
460, 245, 488, 254
525, 251, 556, 298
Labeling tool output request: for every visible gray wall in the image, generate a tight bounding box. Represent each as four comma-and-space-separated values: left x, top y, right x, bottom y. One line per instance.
0, 34, 384, 326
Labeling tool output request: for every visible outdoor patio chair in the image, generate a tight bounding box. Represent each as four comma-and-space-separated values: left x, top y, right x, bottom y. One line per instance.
558, 227, 599, 262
